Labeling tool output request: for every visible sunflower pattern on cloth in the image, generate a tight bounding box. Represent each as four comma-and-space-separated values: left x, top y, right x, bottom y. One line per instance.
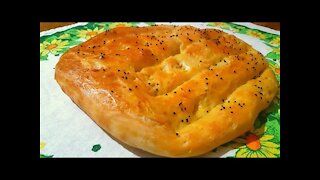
40, 22, 280, 158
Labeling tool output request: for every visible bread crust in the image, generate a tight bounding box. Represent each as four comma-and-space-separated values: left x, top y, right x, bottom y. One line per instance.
55, 25, 278, 157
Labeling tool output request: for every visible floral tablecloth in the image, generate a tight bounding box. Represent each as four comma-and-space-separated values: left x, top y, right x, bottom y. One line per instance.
40, 22, 280, 158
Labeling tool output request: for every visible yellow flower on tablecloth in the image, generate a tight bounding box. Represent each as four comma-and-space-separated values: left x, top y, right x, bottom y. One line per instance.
77, 27, 105, 40
247, 30, 266, 40
40, 142, 46, 150
273, 47, 280, 55
40, 39, 69, 56
109, 22, 132, 29
208, 22, 231, 29
270, 37, 280, 46
58, 33, 71, 39
233, 127, 280, 158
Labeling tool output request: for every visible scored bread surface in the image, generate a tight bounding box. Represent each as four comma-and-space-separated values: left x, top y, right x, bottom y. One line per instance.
55, 25, 278, 157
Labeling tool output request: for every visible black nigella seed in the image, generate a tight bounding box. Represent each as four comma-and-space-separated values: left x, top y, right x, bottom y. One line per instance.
129, 88, 132, 91
176, 133, 179, 136
255, 94, 257, 96
165, 93, 168, 96
220, 77, 223, 80
174, 91, 177, 93
173, 112, 176, 115
267, 101, 270, 103
181, 120, 184, 122
135, 86, 138, 88
186, 118, 189, 122
231, 111, 233, 113
111, 90, 114, 93
206, 110, 209, 113
188, 89, 191, 92
118, 69, 120, 72
205, 78, 208, 80
216, 74, 218, 77
233, 70, 236, 73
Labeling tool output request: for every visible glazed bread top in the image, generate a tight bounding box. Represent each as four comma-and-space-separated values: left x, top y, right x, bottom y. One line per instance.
55, 25, 278, 157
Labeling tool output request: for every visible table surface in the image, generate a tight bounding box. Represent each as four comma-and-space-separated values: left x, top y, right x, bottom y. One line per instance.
40, 22, 280, 32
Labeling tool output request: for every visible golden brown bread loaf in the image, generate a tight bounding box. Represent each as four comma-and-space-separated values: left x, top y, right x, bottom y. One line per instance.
55, 25, 278, 157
